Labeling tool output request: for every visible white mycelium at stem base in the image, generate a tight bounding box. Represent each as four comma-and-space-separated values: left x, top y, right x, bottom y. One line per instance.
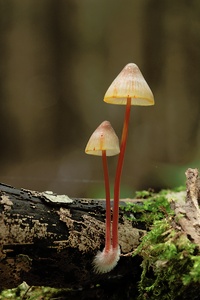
93, 246, 121, 274
85, 121, 120, 273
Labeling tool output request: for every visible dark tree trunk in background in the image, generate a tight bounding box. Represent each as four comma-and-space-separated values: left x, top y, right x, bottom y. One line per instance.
0, 0, 84, 159
0, 1, 21, 161
47, 0, 85, 152
142, 0, 200, 164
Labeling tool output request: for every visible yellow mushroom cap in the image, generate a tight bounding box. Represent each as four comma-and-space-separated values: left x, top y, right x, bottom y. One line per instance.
85, 121, 120, 156
104, 63, 154, 106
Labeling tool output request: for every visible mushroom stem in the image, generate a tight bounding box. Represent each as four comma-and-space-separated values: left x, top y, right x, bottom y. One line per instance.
85, 120, 120, 273
102, 150, 111, 252
112, 97, 132, 249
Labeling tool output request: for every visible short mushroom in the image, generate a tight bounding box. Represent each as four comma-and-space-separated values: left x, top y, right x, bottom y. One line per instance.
104, 63, 154, 251
85, 120, 120, 273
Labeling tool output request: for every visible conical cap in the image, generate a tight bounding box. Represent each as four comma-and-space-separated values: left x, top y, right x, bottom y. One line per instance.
104, 63, 154, 106
85, 121, 120, 156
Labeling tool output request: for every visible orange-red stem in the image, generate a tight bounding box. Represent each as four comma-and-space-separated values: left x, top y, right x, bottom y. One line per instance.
102, 150, 111, 252
112, 98, 132, 249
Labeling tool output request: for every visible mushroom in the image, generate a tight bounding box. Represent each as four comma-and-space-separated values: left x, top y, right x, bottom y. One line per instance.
104, 63, 155, 251
85, 120, 120, 273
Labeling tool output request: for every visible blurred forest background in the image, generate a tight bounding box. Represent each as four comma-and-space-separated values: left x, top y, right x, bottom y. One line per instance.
0, 0, 199, 198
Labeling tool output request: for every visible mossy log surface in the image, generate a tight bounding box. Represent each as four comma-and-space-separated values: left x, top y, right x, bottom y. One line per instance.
0, 168, 200, 300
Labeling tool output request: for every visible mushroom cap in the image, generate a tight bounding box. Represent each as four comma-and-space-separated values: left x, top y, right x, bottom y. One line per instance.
104, 63, 154, 106
85, 121, 120, 156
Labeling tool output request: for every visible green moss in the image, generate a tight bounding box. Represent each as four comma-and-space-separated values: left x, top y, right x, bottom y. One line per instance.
172, 186, 186, 193
135, 190, 153, 199
134, 218, 199, 299
122, 190, 172, 227
182, 256, 200, 285
122, 188, 199, 299
0, 283, 68, 300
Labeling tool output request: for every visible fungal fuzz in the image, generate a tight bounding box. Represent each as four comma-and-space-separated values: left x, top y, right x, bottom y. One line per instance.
93, 246, 120, 274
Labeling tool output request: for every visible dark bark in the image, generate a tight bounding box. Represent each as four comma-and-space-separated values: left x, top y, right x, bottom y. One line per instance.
0, 183, 143, 290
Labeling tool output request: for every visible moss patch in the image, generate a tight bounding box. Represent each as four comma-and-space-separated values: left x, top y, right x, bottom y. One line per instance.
134, 218, 200, 299
0, 282, 66, 300
122, 189, 172, 228
123, 188, 200, 300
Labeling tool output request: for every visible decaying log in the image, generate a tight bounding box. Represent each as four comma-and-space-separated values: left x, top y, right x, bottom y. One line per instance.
0, 183, 143, 290
0, 167, 199, 295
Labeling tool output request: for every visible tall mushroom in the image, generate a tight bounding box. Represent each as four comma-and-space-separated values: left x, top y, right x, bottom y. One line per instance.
85, 120, 120, 273
104, 63, 155, 251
